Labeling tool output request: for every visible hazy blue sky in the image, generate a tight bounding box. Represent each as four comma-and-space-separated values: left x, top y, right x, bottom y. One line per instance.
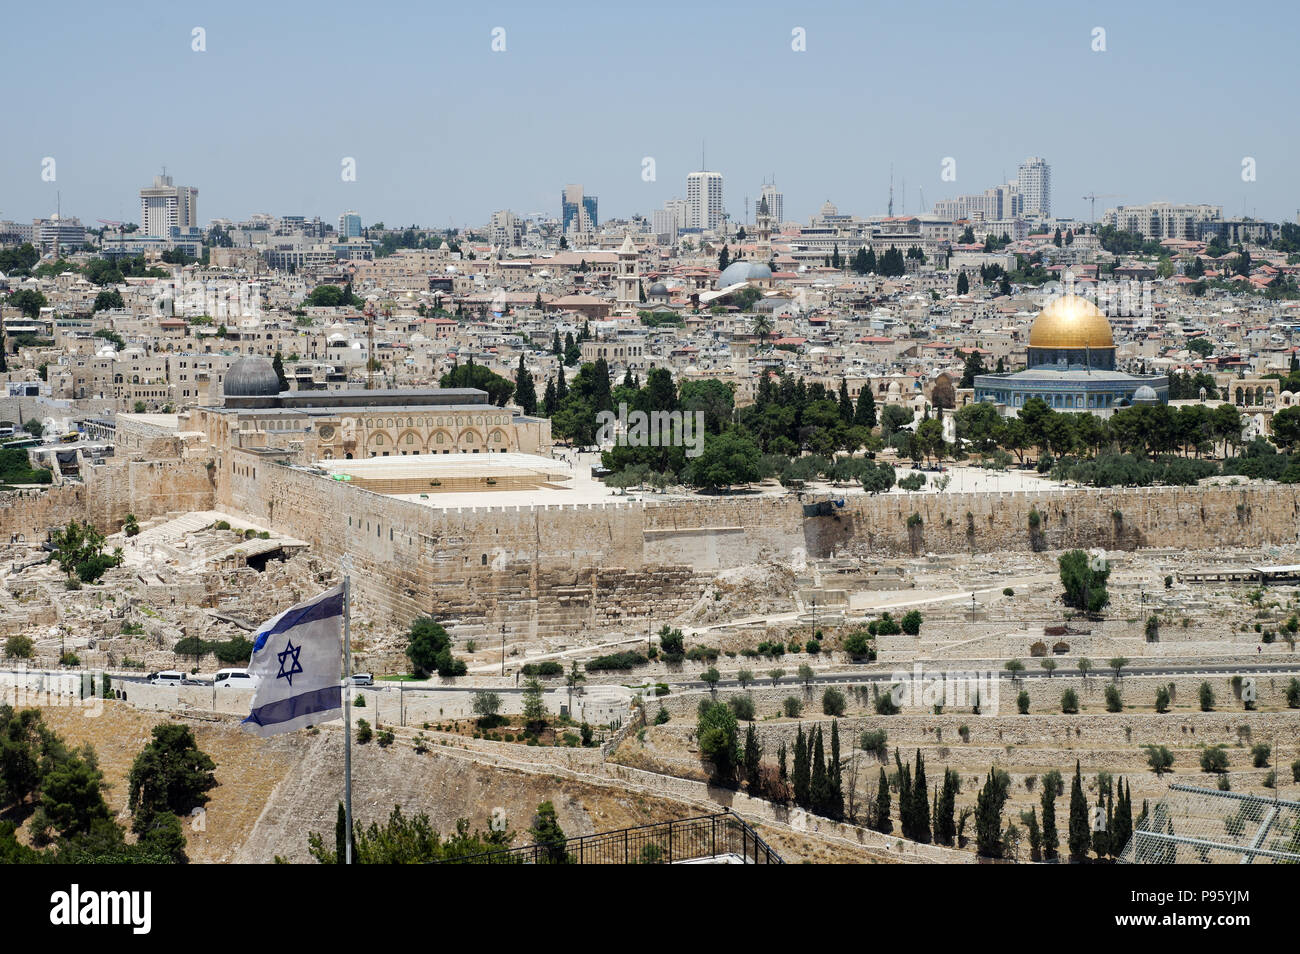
3, 0, 1296, 229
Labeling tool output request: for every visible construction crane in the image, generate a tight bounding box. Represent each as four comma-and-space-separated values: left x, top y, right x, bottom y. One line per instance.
1082, 193, 1122, 223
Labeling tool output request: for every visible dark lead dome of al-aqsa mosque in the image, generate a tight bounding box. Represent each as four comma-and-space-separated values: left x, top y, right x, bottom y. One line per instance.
223, 356, 282, 399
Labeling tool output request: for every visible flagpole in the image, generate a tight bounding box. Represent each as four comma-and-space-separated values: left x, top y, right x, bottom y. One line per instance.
343, 574, 353, 865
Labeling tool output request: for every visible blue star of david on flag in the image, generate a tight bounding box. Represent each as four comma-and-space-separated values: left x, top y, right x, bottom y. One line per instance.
277, 639, 304, 686
242, 584, 345, 738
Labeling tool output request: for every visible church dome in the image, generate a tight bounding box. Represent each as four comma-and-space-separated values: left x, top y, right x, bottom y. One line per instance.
716, 260, 772, 288
1028, 295, 1114, 350
648, 282, 668, 296
223, 356, 281, 397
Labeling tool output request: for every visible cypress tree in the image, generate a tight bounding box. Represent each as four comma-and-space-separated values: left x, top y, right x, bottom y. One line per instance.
855, 387, 877, 428
541, 376, 556, 416
828, 720, 843, 820
743, 723, 762, 792
956, 271, 970, 295
974, 767, 1009, 858
552, 329, 562, 356
1068, 760, 1090, 863
514, 355, 537, 415
1026, 806, 1042, 861
874, 767, 892, 833
810, 726, 830, 816
1040, 776, 1059, 860
793, 726, 810, 809
895, 750, 912, 838
777, 741, 788, 783
935, 768, 958, 845
555, 363, 567, 401
837, 378, 854, 423
913, 750, 931, 843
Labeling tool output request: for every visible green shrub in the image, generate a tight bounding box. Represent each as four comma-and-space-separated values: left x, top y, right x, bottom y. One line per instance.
859, 729, 887, 758
900, 610, 922, 636
1199, 745, 1229, 773
520, 661, 564, 677
377, 729, 395, 747
782, 696, 802, 718
843, 630, 875, 659
585, 651, 648, 672
822, 687, 847, 716
356, 719, 372, 744
728, 694, 756, 721
1061, 688, 1079, 713
1251, 743, 1271, 768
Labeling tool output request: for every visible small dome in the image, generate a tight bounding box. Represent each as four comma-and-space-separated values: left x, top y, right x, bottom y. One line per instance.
1133, 385, 1159, 405
223, 356, 281, 397
648, 282, 669, 296
716, 260, 772, 288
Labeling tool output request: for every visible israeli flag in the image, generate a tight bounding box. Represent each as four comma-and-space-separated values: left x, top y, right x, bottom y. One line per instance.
241, 584, 345, 737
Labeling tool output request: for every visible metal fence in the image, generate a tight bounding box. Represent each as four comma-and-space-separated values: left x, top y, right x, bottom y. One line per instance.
1118, 784, 1300, 864
436, 811, 784, 865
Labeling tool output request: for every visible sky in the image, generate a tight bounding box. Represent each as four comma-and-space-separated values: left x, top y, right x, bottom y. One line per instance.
2, 0, 1297, 230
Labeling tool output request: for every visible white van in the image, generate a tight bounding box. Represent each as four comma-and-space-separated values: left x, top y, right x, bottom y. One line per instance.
148, 670, 185, 687
214, 668, 260, 690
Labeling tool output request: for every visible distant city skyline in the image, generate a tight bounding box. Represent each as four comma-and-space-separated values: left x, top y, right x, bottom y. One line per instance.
2, 0, 1297, 228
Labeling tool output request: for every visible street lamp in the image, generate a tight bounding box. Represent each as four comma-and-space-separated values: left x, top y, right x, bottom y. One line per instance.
500, 624, 506, 677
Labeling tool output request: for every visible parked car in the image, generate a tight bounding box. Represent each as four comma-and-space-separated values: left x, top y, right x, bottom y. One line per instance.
349, 672, 374, 687
214, 668, 260, 690
148, 670, 185, 687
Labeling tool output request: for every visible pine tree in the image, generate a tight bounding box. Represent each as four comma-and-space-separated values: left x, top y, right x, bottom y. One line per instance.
874, 767, 892, 833
1068, 760, 1090, 863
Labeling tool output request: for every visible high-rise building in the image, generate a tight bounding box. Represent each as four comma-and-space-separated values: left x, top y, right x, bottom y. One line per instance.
489, 209, 522, 248
140, 173, 198, 238
561, 184, 598, 233
759, 181, 784, 225
686, 171, 723, 231
338, 210, 362, 239
1017, 157, 1051, 219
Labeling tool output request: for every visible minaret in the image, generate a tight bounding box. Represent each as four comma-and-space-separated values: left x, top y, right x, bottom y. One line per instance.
615, 232, 639, 309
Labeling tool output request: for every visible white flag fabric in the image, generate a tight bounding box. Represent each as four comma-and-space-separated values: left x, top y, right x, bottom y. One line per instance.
241, 583, 345, 737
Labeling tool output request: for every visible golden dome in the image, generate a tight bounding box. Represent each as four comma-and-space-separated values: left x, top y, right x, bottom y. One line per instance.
1028, 295, 1114, 350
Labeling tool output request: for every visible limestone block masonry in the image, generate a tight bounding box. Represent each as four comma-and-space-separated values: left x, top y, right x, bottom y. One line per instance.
8, 461, 1300, 634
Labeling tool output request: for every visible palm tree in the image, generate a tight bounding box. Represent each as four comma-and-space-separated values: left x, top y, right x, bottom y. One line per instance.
752, 314, 772, 349
565, 660, 586, 716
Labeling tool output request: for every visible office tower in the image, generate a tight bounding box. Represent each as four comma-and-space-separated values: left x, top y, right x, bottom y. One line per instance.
338, 210, 362, 238
760, 181, 784, 225
561, 185, 598, 233
140, 173, 198, 237
686, 171, 724, 230
1017, 157, 1051, 218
